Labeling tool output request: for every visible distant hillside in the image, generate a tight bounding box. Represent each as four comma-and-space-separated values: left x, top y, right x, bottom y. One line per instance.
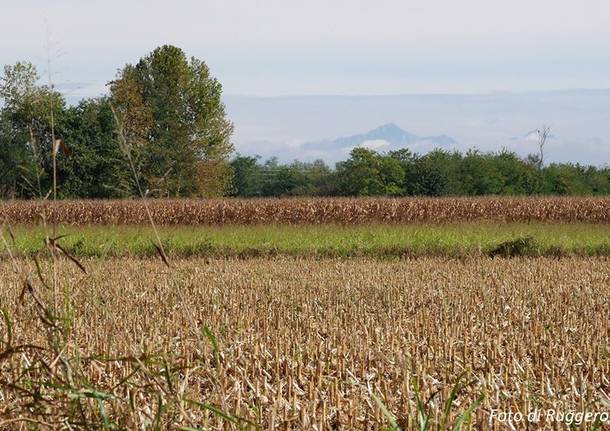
303, 123, 456, 152
224, 90, 610, 165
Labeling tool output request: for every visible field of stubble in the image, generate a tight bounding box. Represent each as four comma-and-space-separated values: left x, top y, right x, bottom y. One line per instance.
1, 257, 608, 430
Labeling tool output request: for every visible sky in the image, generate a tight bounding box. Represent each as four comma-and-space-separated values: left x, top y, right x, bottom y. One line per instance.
2, 0, 610, 97
1, 0, 610, 164
224, 92, 610, 165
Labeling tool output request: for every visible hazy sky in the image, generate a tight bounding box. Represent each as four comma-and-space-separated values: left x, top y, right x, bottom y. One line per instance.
2, 0, 610, 97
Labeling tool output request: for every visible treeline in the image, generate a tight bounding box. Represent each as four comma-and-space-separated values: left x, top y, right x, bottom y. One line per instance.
231, 148, 610, 197
1, 45, 609, 199
1, 45, 233, 199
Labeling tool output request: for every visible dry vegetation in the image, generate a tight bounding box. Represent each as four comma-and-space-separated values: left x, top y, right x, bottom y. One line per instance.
2, 197, 610, 225
1, 257, 608, 430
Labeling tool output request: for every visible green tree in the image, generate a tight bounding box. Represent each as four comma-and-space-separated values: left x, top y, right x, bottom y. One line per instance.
0, 62, 66, 198
459, 150, 504, 195
58, 98, 132, 198
407, 150, 463, 196
492, 150, 542, 195
291, 159, 333, 196
261, 164, 308, 196
581, 166, 610, 195
336, 148, 404, 196
110, 45, 234, 197
230, 155, 264, 197
542, 164, 591, 195
0, 112, 34, 197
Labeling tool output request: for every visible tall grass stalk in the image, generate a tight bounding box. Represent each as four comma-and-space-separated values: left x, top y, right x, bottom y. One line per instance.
44, 21, 60, 314
110, 103, 169, 266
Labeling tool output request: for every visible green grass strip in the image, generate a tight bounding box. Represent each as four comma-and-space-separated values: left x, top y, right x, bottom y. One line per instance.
2, 222, 609, 259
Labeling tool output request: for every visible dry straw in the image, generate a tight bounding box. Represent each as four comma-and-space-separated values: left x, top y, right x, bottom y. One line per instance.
1, 257, 608, 429
1, 197, 610, 225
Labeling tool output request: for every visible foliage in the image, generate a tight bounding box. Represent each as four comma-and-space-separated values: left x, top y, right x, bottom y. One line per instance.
0, 47, 234, 199
230, 155, 265, 197
404, 149, 463, 196
231, 148, 609, 198
487, 235, 538, 257
59, 97, 133, 198
0, 62, 65, 198
2, 55, 609, 199
110, 45, 234, 197
336, 147, 404, 196
230, 155, 333, 197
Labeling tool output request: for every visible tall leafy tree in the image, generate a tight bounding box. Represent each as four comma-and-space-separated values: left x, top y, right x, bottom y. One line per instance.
59, 98, 132, 198
336, 148, 404, 196
110, 45, 234, 197
459, 150, 505, 195
407, 150, 463, 196
491, 150, 542, 195
0, 62, 65, 198
230, 155, 264, 197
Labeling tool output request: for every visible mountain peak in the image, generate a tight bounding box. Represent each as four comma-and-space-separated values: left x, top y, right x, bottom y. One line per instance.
335, 123, 418, 147
302, 123, 457, 153
373, 123, 403, 132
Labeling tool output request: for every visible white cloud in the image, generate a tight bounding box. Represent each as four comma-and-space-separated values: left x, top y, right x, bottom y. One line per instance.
358, 140, 391, 150
225, 92, 610, 165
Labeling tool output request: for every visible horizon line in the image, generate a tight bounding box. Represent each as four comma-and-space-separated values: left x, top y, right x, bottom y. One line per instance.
223, 87, 610, 99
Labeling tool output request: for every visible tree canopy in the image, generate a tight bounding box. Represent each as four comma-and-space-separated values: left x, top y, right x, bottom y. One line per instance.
1, 47, 235, 199
109, 45, 234, 197
229, 148, 610, 198
1, 48, 609, 199
0, 62, 65, 198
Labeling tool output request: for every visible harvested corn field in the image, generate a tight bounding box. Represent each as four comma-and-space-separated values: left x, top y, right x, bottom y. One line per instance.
2, 197, 610, 225
1, 257, 608, 429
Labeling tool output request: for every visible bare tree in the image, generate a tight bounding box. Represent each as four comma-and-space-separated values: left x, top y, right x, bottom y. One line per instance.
535, 125, 551, 170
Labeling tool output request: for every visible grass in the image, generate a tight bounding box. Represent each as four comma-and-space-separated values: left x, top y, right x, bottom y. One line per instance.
4, 222, 610, 259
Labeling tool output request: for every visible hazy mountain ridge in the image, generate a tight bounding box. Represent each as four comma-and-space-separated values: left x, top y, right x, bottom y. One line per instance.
301, 123, 456, 154
224, 90, 610, 165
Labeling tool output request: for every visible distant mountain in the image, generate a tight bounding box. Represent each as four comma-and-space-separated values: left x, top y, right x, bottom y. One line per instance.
224, 91, 610, 165
302, 123, 456, 152
334, 123, 419, 147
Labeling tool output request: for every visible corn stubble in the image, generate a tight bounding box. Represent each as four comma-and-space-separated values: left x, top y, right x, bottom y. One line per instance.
1, 257, 608, 429
2, 197, 610, 225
